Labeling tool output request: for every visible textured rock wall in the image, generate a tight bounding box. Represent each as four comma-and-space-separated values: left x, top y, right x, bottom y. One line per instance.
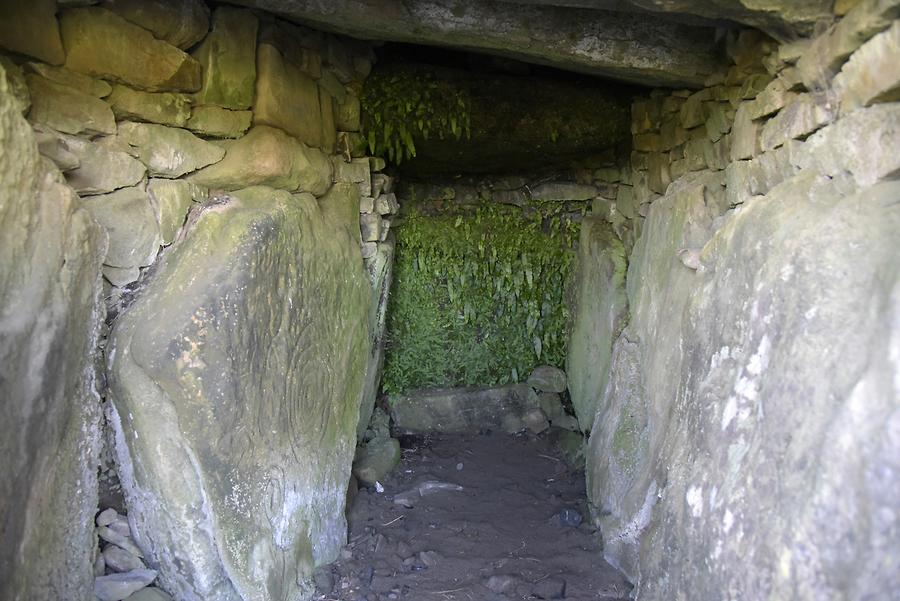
579, 3, 900, 598
0, 63, 106, 599
0, 3, 395, 600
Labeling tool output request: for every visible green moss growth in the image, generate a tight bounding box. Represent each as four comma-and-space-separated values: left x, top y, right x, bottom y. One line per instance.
382, 204, 579, 394
360, 64, 471, 164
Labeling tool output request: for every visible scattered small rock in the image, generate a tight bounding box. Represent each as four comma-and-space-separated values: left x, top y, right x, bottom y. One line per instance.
532, 576, 567, 599
556, 508, 583, 528
94, 569, 157, 601
527, 365, 567, 393
103, 544, 146, 572
485, 574, 518, 594
96, 507, 120, 527
97, 526, 143, 558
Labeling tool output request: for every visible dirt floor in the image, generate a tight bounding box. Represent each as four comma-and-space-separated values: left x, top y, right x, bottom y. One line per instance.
314, 431, 633, 601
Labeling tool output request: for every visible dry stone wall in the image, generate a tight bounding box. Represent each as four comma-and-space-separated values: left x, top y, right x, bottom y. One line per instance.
578, 2, 900, 598
0, 2, 396, 600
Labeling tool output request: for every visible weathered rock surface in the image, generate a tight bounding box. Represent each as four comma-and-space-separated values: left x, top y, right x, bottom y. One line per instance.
254, 42, 327, 148
392, 385, 541, 433
27, 63, 112, 98
117, 121, 225, 178
61, 7, 202, 92
353, 437, 401, 485
106, 85, 192, 127
234, 0, 723, 87
59, 133, 147, 195
95, 569, 158, 601
191, 6, 259, 109
527, 365, 567, 393
566, 218, 627, 430
108, 186, 371, 600
185, 106, 252, 138
357, 235, 395, 439
101, 0, 211, 50
0, 62, 106, 601
147, 178, 202, 245
587, 170, 900, 600
81, 185, 161, 268
187, 125, 332, 195
26, 74, 116, 135
0, 0, 65, 64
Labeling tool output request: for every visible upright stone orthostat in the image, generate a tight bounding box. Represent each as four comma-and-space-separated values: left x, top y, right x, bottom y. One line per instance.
108, 186, 370, 601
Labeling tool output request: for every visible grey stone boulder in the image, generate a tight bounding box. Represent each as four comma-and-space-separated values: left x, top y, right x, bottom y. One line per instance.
187, 125, 332, 195
26, 74, 116, 135
0, 0, 65, 64
117, 121, 225, 178
101, 0, 211, 50
185, 106, 253, 138
60, 134, 147, 195
105, 85, 192, 127
565, 218, 627, 430
353, 437, 401, 485
107, 186, 371, 600
0, 62, 106, 601
61, 7, 202, 92
527, 366, 567, 393
95, 569, 158, 601
81, 185, 162, 268
27, 62, 112, 98
191, 6, 259, 109
391, 385, 541, 433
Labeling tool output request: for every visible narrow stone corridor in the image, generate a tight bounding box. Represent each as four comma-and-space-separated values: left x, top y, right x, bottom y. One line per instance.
319, 432, 631, 601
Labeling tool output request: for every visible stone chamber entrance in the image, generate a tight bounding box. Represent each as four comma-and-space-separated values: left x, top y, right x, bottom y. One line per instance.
1, 2, 898, 601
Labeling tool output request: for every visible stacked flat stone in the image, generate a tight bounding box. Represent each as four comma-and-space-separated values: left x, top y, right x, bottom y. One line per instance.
354, 160, 400, 260
93, 508, 171, 601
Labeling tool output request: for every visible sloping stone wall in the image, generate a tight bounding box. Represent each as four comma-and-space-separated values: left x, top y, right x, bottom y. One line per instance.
578, 2, 900, 598
0, 2, 396, 599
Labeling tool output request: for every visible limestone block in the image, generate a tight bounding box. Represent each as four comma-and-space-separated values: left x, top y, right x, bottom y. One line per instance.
724, 140, 804, 206
185, 105, 252, 139
257, 20, 323, 78
27, 62, 112, 98
118, 121, 225, 178
336, 92, 361, 131
372, 173, 394, 196
759, 94, 833, 151
730, 102, 761, 161
530, 182, 598, 201
679, 89, 711, 129
704, 103, 731, 142
61, 134, 147, 195
375, 192, 399, 216
360, 213, 382, 242
647, 153, 671, 194
0, 57, 30, 114
106, 85, 191, 127
26, 74, 116, 135
369, 156, 386, 172
359, 196, 374, 214
633, 132, 663, 152
659, 119, 688, 151
683, 138, 712, 172
380, 218, 391, 242
319, 70, 347, 104
797, 0, 900, 90
745, 78, 799, 120
191, 6, 258, 109
353, 437, 401, 485
81, 185, 162, 268
631, 97, 662, 134
319, 183, 361, 238
360, 241, 377, 259
187, 125, 332, 195
32, 126, 79, 171
101, 0, 210, 50
147, 179, 196, 245
391, 385, 541, 433
704, 134, 731, 171
616, 184, 636, 220
254, 42, 324, 147
566, 218, 628, 430
0, 0, 65, 64
834, 20, 900, 112
60, 7, 202, 92
338, 131, 367, 159
333, 157, 371, 197
0, 63, 106, 600
798, 102, 900, 187
527, 365, 567, 393
107, 186, 370, 601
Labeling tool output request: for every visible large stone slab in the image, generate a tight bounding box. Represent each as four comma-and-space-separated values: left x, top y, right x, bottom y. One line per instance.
0, 62, 106, 600
106, 85, 192, 127
565, 218, 627, 431
586, 171, 900, 599
187, 125, 332, 195
234, 0, 724, 88
61, 133, 147, 195
101, 0, 211, 50
27, 62, 112, 98
191, 6, 259, 109
26, 74, 116, 135
60, 7, 202, 92
185, 106, 252, 139
391, 385, 541, 433
834, 19, 900, 112
254, 42, 325, 148
108, 186, 371, 600
0, 0, 65, 64
81, 185, 162, 268
117, 121, 225, 178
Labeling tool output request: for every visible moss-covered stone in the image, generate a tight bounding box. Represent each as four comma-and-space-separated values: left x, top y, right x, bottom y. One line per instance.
101, 0, 210, 50
191, 6, 259, 109
107, 185, 371, 600
105, 84, 192, 127
26, 73, 116, 135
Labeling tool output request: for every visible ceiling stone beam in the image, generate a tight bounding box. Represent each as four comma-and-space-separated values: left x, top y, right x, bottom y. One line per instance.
233, 0, 726, 88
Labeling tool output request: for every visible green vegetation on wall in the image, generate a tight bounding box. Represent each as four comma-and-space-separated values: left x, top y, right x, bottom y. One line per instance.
360, 64, 471, 164
382, 205, 579, 395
